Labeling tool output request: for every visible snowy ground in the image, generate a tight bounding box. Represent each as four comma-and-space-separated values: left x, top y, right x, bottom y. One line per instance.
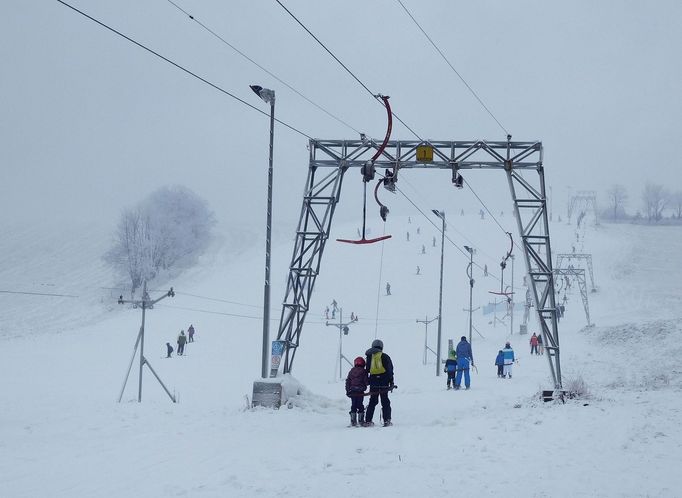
1, 213, 681, 497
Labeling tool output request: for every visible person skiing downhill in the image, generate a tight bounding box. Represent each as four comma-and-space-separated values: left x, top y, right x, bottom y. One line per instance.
444, 351, 457, 389
364, 339, 394, 427
454, 336, 474, 389
346, 357, 369, 427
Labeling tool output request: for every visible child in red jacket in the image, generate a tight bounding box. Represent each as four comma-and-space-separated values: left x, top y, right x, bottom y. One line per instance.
346, 357, 369, 426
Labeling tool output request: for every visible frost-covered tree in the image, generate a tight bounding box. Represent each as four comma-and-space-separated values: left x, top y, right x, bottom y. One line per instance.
606, 184, 628, 220
669, 191, 682, 219
641, 183, 667, 222
105, 186, 215, 295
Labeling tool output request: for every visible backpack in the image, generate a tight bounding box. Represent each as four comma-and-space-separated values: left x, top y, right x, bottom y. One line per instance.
369, 352, 386, 375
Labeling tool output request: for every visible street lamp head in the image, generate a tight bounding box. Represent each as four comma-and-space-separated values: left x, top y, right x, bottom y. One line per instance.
250, 84, 275, 104
432, 209, 444, 219
464, 245, 473, 254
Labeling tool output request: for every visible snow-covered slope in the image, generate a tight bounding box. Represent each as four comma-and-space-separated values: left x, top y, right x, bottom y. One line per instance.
1, 214, 680, 497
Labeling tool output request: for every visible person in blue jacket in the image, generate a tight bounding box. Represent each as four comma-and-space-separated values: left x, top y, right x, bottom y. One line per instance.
443, 351, 457, 389
495, 350, 504, 378
454, 336, 474, 390
502, 341, 515, 378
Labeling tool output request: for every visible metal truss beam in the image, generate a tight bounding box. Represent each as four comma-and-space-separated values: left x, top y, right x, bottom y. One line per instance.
554, 268, 591, 326
555, 253, 596, 291
274, 138, 563, 389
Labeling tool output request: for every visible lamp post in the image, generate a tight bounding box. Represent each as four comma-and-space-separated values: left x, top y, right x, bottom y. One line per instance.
251, 84, 275, 379
463, 246, 474, 344
432, 209, 445, 377
326, 308, 358, 379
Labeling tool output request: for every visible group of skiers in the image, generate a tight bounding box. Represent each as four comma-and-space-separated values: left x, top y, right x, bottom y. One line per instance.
165, 324, 195, 358
345, 339, 395, 427
444, 336, 475, 390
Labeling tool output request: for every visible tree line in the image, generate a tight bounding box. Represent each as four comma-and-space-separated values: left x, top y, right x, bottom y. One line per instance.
605, 183, 682, 223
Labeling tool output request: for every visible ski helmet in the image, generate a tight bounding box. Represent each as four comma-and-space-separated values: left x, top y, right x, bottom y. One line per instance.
354, 356, 366, 367
371, 339, 384, 350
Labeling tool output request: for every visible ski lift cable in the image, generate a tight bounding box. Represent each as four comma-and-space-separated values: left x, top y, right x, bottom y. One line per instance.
373, 224, 388, 338
164, 0, 362, 135
274, 0, 422, 141
395, 0, 510, 137
56, 0, 312, 139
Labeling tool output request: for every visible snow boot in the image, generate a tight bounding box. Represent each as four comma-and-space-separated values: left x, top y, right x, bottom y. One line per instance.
358, 412, 365, 426
350, 412, 358, 427
383, 419, 392, 427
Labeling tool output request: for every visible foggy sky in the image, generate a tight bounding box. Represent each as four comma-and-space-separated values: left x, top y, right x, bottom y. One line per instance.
2, 0, 681, 231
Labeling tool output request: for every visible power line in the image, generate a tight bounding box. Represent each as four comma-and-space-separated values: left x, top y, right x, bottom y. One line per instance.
274, 0, 422, 141
56, 0, 312, 139
395, 0, 510, 137
174, 291, 262, 309
164, 0, 361, 135
0, 289, 79, 298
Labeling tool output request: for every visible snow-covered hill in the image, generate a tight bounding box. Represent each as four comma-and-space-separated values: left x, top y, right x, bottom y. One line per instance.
1, 213, 680, 497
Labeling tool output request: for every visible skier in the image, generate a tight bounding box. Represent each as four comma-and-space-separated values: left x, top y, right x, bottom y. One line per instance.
454, 336, 474, 390
444, 350, 457, 389
432, 236, 436, 247
166, 342, 174, 358
417, 227, 420, 234
537, 333, 544, 355
386, 282, 391, 296
530, 333, 538, 355
484, 264, 488, 277
407, 231, 410, 241
502, 341, 515, 378
495, 350, 504, 378
346, 356, 369, 427
188, 324, 195, 343
416, 266, 420, 275
364, 339, 394, 427
421, 244, 426, 254
177, 330, 187, 356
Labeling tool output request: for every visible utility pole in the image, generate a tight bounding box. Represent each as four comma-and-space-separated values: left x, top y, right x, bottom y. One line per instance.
432, 210, 446, 377
416, 315, 438, 365
510, 254, 515, 335
325, 307, 358, 379
117, 281, 176, 403
464, 246, 475, 344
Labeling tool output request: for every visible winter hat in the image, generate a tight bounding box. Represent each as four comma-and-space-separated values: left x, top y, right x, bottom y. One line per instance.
354, 356, 366, 367
371, 339, 384, 350
448, 351, 456, 359
505, 341, 511, 347
461, 336, 467, 341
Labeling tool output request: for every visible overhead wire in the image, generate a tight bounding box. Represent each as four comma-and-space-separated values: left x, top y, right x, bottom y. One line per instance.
0, 289, 79, 298
164, 0, 362, 135
56, 0, 312, 139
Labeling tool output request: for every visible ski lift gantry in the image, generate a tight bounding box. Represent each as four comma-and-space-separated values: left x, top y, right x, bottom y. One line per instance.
272, 136, 564, 389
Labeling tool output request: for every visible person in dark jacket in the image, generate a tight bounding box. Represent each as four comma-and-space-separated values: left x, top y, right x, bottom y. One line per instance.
495, 350, 504, 377
364, 339, 394, 426
177, 330, 187, 355
455, 336, 474, 389
166, 342, 174, 358
444, 351, 458, 389
537, 333, 544, 355
187, 324, 195, 343
346, 357, 369, 426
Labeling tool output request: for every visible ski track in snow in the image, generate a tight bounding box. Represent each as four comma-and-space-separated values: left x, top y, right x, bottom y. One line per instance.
1, 215, 681, 497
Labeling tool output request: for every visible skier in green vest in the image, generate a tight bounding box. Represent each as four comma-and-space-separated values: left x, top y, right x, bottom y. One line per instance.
363, 339, 395, 427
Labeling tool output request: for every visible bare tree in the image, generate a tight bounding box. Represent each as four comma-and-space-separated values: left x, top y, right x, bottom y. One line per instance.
606, 184, 628, 220
669, 191, 682, 219
642, 183, 667, 222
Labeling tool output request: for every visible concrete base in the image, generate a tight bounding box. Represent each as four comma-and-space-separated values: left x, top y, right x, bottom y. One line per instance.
251, 374, 302, 409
